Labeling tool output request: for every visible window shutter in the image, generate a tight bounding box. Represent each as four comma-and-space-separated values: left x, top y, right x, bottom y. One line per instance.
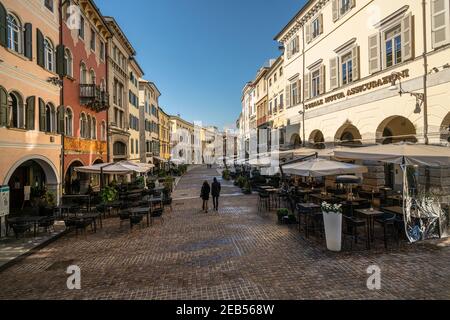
39, 98, 46, 131
287, 41, 292, 59
56, 45, 66, 76
319, 65, 326, 95
402, 13, 414, 61
24, 23, 33, 60
295, 35, 299, 53
58, 106, 65, 134
352, 45, 360, 81
296, 79, 302, 103
37, 29, 45, 68
319, 14, 324, 35
305, 23, 311, 44
0, 87, 7, 126
26, 96, 35, 130
431, 0, 450, 48
285, 85, 291, 108
332, 0, 339, 22
304, 73, 310, 101
368, 33, 381, 74
329, 57, 339, 90
0, 2, 6, 47
351, 0, 356, 9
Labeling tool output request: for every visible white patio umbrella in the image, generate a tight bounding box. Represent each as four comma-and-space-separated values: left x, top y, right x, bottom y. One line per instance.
74, 162, 134, 175
334, 143, 450, 167
282, 158, 367, 177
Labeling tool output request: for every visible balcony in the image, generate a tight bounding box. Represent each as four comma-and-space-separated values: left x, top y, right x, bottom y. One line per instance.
80, 84, 109, 112
257, 116, 268, 127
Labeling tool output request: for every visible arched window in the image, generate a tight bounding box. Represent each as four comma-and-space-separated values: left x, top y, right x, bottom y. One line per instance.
90, 69, 96, 85
91, 116, 97, 139
7, 13, 22, 53
80, 62, 87, 84
9, 92, 24, 128
44, 39, 55, 72
100, 78, 106, 91
65, 107, 73, 136
64, 48, 73, 77
87, 114, 92, 139
80, 113, 87, 138
45, 103, 55, 133
101, 121, 106, 141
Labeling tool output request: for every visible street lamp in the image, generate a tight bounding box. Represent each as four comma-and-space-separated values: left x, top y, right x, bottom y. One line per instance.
389, 72, 425, 114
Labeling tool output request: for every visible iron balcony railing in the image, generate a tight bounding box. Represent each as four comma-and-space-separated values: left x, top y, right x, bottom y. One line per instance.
80, 84, 109, 112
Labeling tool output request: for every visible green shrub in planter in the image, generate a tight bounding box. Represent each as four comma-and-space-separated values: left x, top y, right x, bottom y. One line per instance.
242, 180, 252, 194
222, 169, 231, 181
277, 208, 289, 222
235, 176, 246, 188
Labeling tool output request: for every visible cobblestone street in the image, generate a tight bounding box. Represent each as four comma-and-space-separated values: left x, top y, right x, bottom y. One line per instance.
0, 165, 449, 300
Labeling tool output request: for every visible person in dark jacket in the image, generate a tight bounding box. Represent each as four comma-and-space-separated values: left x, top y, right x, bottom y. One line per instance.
200, 181, 211, 213
211, 177, 221, 211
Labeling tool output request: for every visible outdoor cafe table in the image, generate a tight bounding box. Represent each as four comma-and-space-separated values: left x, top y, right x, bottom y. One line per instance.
334, 194, 367, 202
381, 206, 404, 216
68, 212, 102, 233
296, 203, 321, 234
309, 193, 335, 204
355, 208, 384, 249
6, 216, 46, 237
129, 207, 150, 227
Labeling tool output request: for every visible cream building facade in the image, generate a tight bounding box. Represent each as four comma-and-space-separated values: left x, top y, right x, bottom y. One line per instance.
105, 16, 135, 162
128, 58, 143, 162
0, 0, 62, 214
170, 115, 194, 164
158, 107, 171, 162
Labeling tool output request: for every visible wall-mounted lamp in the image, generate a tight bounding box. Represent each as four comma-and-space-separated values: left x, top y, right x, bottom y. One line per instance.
389, 71, 424, 114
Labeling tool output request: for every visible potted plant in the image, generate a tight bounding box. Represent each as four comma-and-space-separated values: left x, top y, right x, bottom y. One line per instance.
222, 169, 231, 181
277, 208, 289, 223
321, 202, 343, 252
100, 186, 118, 204
242, 180, 252, 194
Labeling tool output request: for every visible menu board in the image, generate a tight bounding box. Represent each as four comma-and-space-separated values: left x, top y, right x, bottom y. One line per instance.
0, 186, 10, 217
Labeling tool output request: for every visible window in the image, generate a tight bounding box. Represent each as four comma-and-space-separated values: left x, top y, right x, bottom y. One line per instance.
87, 114, 91, 139
312, 17, 320, 38
80, 63, 87, 84
279, 67, 283, 77
385, 25, 402, 68
291, 81, 299, 105
135, 139, 139, 154
91, 117, 96, 139
78, 16, 85, 39
9, 92, 23, 129
90, 28, 96, 51
279, 93, 284, 110
101, 121, 106, 141
44, 39, 54, 72
89, 69, 96, 85
44, 0, 53, 12
287, 36, 299, 58
64, 49, 73, 77
113, 46, 117, 61
131, 139, 134, 154
274, 97, 278, 113
45, 103, 56, 133
269, 101, 272, 115
341, 52, 353, 85
113, 142, 126, 156
311, 70, 320, 98
65, 108, 73, 136
99, 41, 105, 60
431, 0, 450, 48
274, 73, 277, 82
80, 113, 87, 138
269, 79, 272, 87
7, 14, 22, 53
340, 0, 351, 15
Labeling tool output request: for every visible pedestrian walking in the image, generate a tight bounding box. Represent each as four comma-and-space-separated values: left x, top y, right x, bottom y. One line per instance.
200, 181, 211, 213
211, 177, 221, 211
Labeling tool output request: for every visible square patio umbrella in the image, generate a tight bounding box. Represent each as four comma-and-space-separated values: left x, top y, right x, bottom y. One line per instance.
282, 158, 367, 177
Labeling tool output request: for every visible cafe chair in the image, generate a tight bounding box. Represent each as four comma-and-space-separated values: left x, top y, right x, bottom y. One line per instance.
150, 208, 164, 226
119, 211, 131, 227
375, 213, 397, 249
38, 217, 55, 233
258, 192, 270, 213
11, 222, 32, 239
129, 215, 144, 229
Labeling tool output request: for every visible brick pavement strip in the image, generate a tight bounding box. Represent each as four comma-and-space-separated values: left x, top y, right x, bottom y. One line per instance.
0, 165, 449, 300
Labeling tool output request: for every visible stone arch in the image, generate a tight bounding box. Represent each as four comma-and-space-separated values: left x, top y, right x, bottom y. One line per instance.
3, 155, 60, 208
335, 122, 363, 146
290, 133, 302, 148
376, 116, 417, 144
441, 112, 450, 143
308, 130, 325, 149
64, 159, 85, 195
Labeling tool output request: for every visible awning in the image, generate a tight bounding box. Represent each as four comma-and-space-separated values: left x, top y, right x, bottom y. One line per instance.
74, 161, 154, 175
334, 143, 450, 167
283, 158, 367, 177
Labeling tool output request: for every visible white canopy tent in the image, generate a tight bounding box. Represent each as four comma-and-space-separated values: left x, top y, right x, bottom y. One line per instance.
282, 158, 368, 177
334, 143, 450, 167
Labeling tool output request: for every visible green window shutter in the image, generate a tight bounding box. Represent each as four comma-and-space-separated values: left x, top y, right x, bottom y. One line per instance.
0, 2, 6, 48
24, 23, 33, 60
0, 87, 8, 126
56, 44, 66, 76
37, 29, 45, 68
26, 96, 35, 130
39, 98, 46, 131
57, 105, 65, 134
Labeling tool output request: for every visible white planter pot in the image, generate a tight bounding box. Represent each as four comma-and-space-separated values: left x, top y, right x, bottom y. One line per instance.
322, 211, 342, 252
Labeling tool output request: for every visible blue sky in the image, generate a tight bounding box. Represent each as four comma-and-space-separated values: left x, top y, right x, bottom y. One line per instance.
95, 0, 306, 129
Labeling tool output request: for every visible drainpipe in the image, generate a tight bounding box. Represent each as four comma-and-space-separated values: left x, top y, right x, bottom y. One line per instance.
301, 21, 306, 148
59, 0, 65, 198
422, 0, 429, 145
